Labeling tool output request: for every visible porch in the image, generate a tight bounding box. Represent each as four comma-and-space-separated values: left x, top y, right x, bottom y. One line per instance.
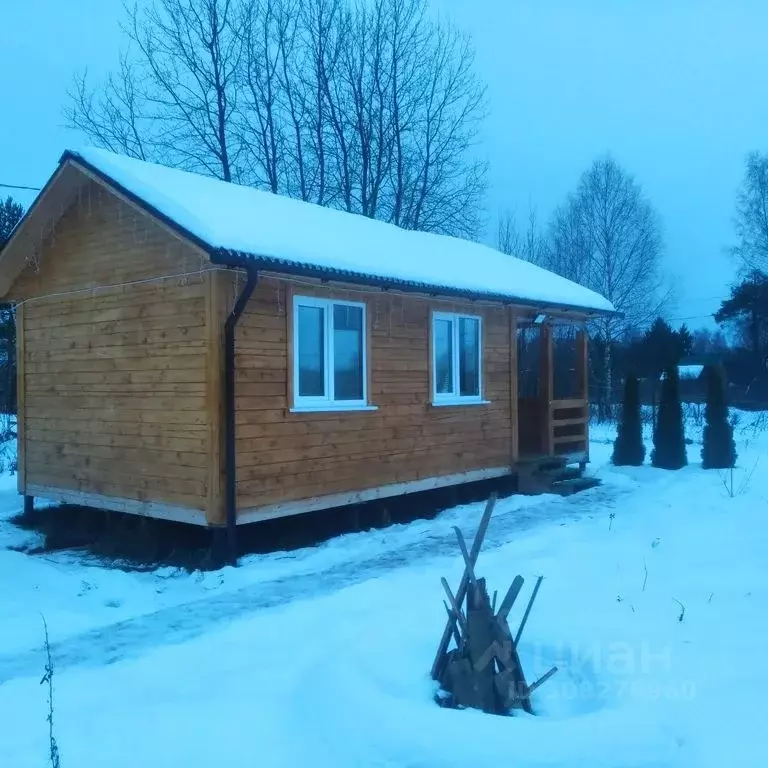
515, 320, 590, 467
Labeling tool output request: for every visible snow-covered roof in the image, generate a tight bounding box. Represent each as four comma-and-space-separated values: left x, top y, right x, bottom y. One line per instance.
62, 148, 613, 314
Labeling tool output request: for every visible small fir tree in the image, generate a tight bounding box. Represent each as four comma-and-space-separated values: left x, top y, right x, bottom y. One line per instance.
0, 196, 24, 246
701, 364, 737, 469
651, 365, 687, 469
612, 373, 645, 466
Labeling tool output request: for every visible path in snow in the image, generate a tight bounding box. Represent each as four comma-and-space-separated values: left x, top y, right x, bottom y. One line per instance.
0, 481, 626, 686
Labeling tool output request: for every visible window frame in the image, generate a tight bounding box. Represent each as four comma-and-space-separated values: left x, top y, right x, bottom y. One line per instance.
431, 310, 486, 406
291, 294, 375, 412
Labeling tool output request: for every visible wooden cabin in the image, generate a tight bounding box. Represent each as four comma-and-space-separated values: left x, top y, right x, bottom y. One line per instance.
0, 149, 614, 553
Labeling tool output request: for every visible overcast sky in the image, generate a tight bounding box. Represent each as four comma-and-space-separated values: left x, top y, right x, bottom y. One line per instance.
2, 0, 766, 327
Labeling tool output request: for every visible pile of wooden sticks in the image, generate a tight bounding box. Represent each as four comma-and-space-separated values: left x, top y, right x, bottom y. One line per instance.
431, 494, 558, 715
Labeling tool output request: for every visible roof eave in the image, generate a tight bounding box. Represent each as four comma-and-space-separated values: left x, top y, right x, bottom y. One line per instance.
210, 247, 617, 319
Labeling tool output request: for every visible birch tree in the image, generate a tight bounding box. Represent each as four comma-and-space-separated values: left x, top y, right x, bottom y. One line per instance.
498, 205, 546, 265
547, 156, 666, 415
732, 151, 768, 274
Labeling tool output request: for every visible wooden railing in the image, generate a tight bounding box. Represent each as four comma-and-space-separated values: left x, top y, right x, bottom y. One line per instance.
547, 398, 589, 457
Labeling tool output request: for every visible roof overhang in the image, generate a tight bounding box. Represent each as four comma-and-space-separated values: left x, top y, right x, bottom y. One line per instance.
1, 150, 617, 319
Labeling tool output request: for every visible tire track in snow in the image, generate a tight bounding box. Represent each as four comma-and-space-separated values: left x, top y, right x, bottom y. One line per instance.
0, 482, 626, 685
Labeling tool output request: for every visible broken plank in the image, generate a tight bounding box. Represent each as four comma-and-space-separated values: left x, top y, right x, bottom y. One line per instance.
514, 575, 543, 647
441, 578, 469, 635
497, 575, 525, 622
527, 666, 558, 696
452, 525, 479, 590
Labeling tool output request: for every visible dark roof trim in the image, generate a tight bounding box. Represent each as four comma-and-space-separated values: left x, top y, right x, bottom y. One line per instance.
211, 248, 614, 318
56, 150, 614, 318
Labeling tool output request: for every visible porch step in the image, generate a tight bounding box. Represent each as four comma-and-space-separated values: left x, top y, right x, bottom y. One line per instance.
537, 465, 583, 483
516, 459, 599, 497
549, 476, 601, 497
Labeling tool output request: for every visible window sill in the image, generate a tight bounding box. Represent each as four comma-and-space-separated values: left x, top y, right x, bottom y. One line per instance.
289, 404, 379, 413
431, 399, 491, 407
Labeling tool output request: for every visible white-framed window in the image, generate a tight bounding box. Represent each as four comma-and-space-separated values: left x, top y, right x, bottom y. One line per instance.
431, 311, 484, 405
292, 295, 374, 411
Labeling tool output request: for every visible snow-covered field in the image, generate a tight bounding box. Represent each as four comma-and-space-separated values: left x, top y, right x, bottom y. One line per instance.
1, 412, 767, 767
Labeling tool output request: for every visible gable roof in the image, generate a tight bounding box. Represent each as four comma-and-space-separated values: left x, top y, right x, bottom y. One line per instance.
2, 147, 614, 315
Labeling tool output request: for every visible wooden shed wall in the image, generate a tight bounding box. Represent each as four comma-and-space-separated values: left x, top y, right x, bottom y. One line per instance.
9, 181, 212, 521
232, 276, 516, 517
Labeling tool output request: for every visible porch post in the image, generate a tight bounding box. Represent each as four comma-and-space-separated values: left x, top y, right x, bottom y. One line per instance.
576, 327, 590, 461
576, 327, 589, 400
509, 311, 519, 463
540, 324, 554, 456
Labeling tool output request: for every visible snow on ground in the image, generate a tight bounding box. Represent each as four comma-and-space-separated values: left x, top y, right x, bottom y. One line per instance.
0, 411, 767, 767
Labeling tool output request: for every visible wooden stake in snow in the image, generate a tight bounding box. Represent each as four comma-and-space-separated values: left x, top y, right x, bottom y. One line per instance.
430, 494, 496, 681
431, 497, 557, 716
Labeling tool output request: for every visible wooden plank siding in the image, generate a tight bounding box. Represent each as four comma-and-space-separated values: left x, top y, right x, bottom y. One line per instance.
8, 180, 212, 520
231, 276, 516, 516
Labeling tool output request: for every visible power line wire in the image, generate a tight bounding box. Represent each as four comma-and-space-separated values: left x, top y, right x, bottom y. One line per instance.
682, 295, 728, 303
666, 314, 717, 322
0, 182, 41, 192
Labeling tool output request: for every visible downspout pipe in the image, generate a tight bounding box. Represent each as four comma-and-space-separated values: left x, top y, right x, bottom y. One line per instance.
223, 267, 259, 565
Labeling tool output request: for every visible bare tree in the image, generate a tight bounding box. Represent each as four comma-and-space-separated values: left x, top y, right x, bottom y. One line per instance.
66, 0, 487, 237
396, 12, 487, 237
497, 204, 546, 264
130, 0, 245, 181
69, 0, 245, 181
279, 0, 335, 203
386, 0, 423, 226
270, 0, 311, 199
732, 151, 768, 274
547, 156, 667, 415
340, 0, 394, 219
546, 197, 593, 287
240, 0, 289, 192
66, 55, 152, 160
497, 210, 518, 257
